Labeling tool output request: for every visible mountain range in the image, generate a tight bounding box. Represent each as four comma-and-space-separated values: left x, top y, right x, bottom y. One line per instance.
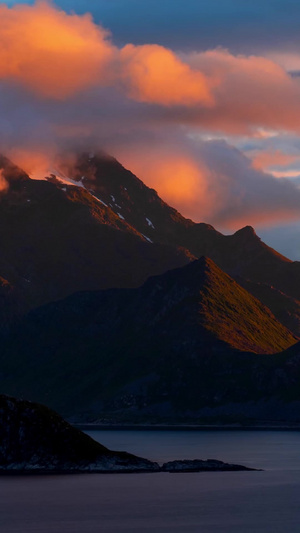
0, 151, 300, 424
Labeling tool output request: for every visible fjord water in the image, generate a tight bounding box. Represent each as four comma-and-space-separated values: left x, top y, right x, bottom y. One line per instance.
1, 430, 300, 532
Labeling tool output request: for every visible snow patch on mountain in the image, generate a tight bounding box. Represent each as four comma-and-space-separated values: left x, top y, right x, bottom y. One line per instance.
146, 217, 155, 229
48, 171, 86, 189
90, 193, 108, 207
141, 233, 153, 243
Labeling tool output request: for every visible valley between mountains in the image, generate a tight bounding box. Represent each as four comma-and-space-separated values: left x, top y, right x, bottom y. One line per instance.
1, 152, 300, 425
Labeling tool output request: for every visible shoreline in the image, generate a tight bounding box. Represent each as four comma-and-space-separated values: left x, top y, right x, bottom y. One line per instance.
75, 423, 300, 431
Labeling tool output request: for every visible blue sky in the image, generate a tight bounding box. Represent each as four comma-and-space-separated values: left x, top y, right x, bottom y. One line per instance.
5, 0, 300, 53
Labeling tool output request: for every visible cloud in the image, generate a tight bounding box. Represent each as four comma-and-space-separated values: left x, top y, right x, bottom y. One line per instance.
0, 1, 214, 106
250, 150, 300, 171
170, 49, 300, 135
113, 136, 300, 230
120, 44, 213, 106
2, 1, 300, 135
200, 142, 300, 229
0, 1, 115, 98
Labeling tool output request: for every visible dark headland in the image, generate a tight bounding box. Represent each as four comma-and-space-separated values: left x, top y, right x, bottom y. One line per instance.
0, 395, 259, 474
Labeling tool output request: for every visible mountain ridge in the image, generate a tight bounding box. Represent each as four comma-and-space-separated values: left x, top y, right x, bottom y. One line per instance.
0, 150, 300, 423
34, 152, 300, 333
0, 255, 295, 420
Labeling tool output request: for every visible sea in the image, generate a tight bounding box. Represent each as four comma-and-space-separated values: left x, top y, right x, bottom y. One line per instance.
1, 428, 300, 532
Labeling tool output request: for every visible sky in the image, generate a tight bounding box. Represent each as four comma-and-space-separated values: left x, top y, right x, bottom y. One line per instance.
2, 1, 300, 259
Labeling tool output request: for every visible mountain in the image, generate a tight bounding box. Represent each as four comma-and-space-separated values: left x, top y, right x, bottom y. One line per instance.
236, 277, 300, 339
0, 154, 193, 319
0, 394, 158, 472
52, 152, 300, 300
22, 153, 300, 332
70, 154, 300, 336
0, 150, 300, 423
0, 257, 295, 422
0, 151, 300, 337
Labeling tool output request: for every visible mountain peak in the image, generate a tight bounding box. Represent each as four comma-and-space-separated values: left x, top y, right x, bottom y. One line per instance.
233, 225, 257, 239
140, 256, 295, 354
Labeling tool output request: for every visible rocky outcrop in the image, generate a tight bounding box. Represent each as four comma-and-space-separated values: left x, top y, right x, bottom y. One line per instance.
0, 395, 159, 473
161, 459, 259, 472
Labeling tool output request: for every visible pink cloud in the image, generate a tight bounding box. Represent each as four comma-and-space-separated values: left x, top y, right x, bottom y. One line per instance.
250, 150, 300, 171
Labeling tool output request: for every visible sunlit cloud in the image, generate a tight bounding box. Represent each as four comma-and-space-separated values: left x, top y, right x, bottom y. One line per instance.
0, 1, 116, 98
250, 150, 300, 171
114, 138, 300, 231
0, 1, 214, 106
120, 44, 213, 106
177, 49, 300, 135
268, 170, 300, 179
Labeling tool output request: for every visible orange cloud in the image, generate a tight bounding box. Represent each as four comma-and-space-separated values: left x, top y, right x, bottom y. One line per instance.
7, 149, 53, 180
181, 49, 300, 134
0, 171, 9, 194
114, 147, 218, 221
2, 0, 300, 135
143, 157, 207, 206
250, 150, 299, 171
120, 44, 213, 106
0, 1, 115, 98
113, 139, 300, 232
0, 1, 214, 105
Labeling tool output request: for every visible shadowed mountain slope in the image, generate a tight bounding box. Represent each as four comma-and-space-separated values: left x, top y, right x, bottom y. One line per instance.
0, 257, 295, 419
0, 394, 158, 472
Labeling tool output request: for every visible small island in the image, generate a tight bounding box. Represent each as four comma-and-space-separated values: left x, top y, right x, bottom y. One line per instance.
161, 459, 258, 472
0, 395, 259, 474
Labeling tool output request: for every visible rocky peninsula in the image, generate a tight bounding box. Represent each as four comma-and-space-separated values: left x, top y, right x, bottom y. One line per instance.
0, 395, 258, 474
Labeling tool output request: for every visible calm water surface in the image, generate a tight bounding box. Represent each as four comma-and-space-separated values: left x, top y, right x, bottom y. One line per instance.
1, 429, 300, 532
